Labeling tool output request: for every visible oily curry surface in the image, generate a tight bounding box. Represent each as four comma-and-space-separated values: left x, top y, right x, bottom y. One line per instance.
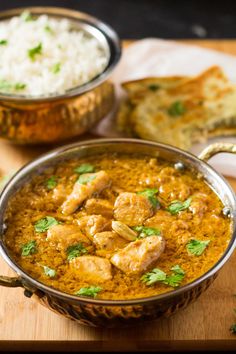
4, 153, 231, 300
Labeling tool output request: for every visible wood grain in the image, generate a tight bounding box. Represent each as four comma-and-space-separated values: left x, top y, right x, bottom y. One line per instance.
1, 40, 236, 351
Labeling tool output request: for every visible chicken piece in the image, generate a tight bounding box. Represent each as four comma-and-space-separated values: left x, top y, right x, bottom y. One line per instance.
85, 198, 113, 218
111, 235, 165, 275
144, 210, 173, 233
93, 231, 128, 252
70, 255, 112, 282
114, 192, 153, 226
52, 184, 67, 205
46, 224, 91, 250
77, 215, 111, 240
62, 171, 110, 215
159, 182, 191, 201
189, 193, 208, 218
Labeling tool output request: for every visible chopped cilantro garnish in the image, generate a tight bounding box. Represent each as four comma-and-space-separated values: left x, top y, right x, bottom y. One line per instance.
133, 226, 160, 239
74, 164, 95, 174
46, 176, 57, 190
137, 188, 160, 208
167, 198, 191, 215
66, 243, 88, 261
43, 265, 56, 278
77, 174, 96, 185
28, 42, 42, 61
34, 216, 59, 233
75, 286, 102, 298
186, 239, 210, 256
21, 240, 37, 256
168, 101, 186, 116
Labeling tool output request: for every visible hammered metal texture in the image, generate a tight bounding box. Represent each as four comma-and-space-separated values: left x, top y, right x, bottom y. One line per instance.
0, 81, 114, 144
34, 274, 217, 328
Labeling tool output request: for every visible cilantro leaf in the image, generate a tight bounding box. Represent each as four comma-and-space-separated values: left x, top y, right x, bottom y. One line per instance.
21, 11, 34, 22
167, 198, 191, 215
46, 176, 57, 190
0, 40, 8, 45
0, 80, 12, 91
34, 216, 59, 233
21, 240, 37, 256
133, 226, 160, 239
66, 243, 88, 261
142, 265, 185, 287
43, 266, 56, 278
163, 273, 184, 287
74, 163, 95, 174
75, 286, 102, 298
137, 188, 160, 208
15, 82, 26, 90
186, 239, 210, 256
28, 42, 42, 61
148, 84, 160, 91
168, 101, 186, 116
170, 264, 185, 275
51, 62, 61, 74
141, 268, 167, 285
44, 25, 54, 34
0, 80, 26, 91
77, 174, 96, 185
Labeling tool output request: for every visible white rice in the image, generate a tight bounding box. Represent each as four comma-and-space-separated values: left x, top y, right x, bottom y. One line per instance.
0, 12, 109, 96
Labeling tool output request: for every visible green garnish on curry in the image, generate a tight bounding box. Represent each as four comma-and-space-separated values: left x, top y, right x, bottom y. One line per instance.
43, 266, 56, 278
66, 243, 88, 261
46, 176, 58, 190
133, 226, 161, 238
186, 239, 210, 256
34, 216, 59, 233
21, 240, 37, 256
137, 188, 160, 208
75, 286, 102, 298
167, 198, 191, 215
74, 163, 95, 174
141, 265, 185, 287
77, 174, 96, 185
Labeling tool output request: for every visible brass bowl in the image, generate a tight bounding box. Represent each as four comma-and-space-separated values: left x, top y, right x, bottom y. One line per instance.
0, 139, 236, 327
0, 7, 121, 144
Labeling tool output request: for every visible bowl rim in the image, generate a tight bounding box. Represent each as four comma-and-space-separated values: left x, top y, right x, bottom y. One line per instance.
0, 6, 121, 104
0, 138, 236, 306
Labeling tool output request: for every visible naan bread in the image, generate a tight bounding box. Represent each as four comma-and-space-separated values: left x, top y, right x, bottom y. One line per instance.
117, 66, 236, 150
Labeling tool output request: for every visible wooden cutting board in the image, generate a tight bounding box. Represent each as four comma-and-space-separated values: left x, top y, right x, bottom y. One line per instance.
1, 40, 236, 352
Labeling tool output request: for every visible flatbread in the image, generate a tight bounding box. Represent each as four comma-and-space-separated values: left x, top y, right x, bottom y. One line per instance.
117, 66, 236, 150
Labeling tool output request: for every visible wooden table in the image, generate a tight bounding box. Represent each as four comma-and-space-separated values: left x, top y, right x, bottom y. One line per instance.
1, 40, 236, 352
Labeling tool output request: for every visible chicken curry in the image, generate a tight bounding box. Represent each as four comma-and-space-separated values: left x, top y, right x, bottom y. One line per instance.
4, 153, 231, 300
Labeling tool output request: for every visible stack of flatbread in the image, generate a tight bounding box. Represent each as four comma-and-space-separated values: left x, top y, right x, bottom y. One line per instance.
117, 66, 236, 150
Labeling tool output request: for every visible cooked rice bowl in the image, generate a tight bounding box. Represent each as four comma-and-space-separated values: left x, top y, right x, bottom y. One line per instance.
0, 12, 110, 97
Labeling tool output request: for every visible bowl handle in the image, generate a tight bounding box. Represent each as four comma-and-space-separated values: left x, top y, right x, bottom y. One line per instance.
0, 275, 38, 298
0, 275, 23, 287
198, 142, 236, 162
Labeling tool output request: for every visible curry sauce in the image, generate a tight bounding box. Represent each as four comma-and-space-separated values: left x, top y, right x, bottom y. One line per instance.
4, 153, 231, 300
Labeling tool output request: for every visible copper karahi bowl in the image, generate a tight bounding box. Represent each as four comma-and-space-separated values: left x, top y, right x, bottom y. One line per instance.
0, 139, 235, 327
0, 7, 121, 144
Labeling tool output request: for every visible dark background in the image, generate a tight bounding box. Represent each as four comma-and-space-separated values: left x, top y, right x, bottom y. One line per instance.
1, 0, 236, 39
